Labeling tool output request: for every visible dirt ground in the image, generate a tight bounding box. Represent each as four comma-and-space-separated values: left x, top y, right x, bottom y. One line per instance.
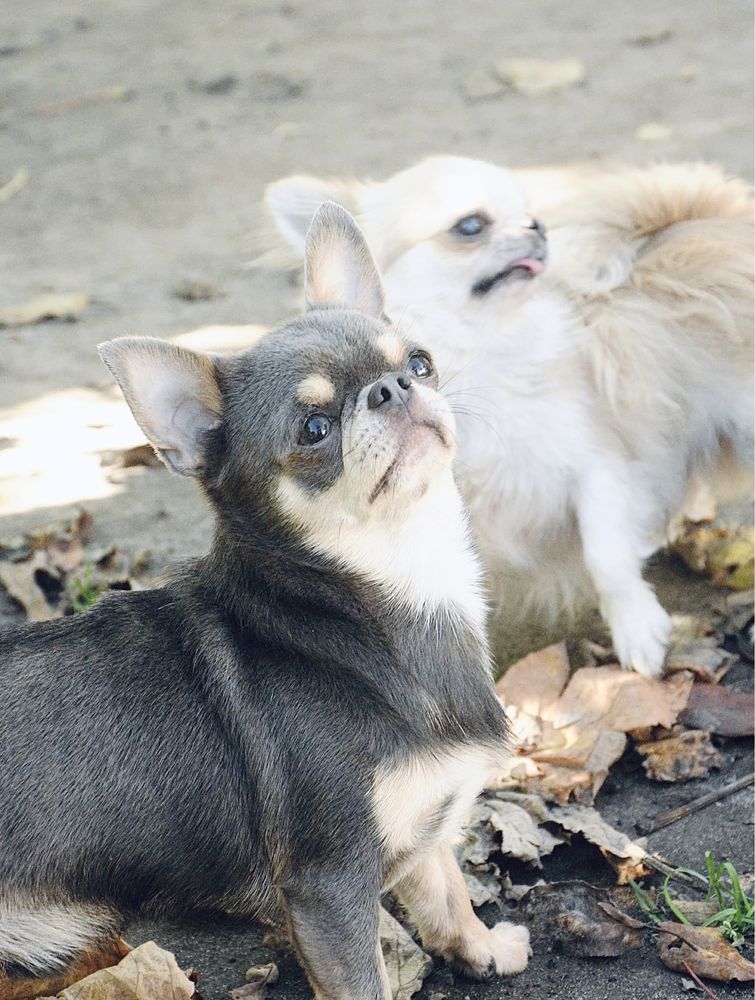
1, 1, 753, 998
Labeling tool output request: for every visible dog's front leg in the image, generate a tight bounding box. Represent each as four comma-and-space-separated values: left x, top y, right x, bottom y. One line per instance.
280, 871, 391, 1000
576, 464, 672, 677
394, 845, 530, 978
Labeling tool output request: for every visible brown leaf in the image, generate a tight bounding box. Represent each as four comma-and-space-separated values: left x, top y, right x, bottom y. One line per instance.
636, 730, 723, 782
519, 764, 597, 805
658, 922, 755, 982
522, 881, 643, 956
666, 638, 734, 683
495, 654, 694, 805
496, 642, 570, 718
600, 852, 652, 885
116, 444, 162, 469
0, 292, 89, 327
0, 512, 93, 620
230, 962, 278, 1000
56, 941, 195, 998
245, 963, 278, 987
546, 803, 647, 866
680, 685, 755, 737
549, 668, 692, 733
0, 551, 62, 621
485, 797, 563, 866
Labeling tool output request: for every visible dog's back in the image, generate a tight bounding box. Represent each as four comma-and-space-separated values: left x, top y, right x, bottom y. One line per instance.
0, 585, 274, 924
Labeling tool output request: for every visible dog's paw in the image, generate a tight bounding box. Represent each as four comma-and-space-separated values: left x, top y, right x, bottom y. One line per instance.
488, 921, 531, 974
609, 589, 672, 679
452, 920, 531, 979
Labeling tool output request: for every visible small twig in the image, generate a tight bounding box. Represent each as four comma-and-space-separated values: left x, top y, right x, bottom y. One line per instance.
644, 855, 707, 893
638, 773, 754, 835
682, 960, 720, 999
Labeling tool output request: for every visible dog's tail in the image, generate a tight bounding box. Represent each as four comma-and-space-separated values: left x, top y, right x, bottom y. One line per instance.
549, 163, 753, 461
547, 162, 754, 296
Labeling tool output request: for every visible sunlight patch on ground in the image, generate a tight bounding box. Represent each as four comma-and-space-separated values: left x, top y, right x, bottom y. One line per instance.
169, 323, 267, 353
0, 387, 143, 517
0, 324, 269, 521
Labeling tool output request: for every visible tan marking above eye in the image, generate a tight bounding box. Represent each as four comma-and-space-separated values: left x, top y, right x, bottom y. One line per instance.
376, 332, 405, 368
297, 373, 336, 406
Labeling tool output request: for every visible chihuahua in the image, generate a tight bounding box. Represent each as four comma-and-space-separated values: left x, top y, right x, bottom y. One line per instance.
0, 203, 529, 1000
267, 156, 754, 677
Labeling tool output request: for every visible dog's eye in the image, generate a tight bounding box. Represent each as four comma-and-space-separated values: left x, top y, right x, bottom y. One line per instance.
407, 352, 434, 380
299, 414, 331, 446
450, 214, 490, 238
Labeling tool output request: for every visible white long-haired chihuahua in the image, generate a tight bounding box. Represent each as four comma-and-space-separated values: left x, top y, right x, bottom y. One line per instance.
266, 156, 754, 678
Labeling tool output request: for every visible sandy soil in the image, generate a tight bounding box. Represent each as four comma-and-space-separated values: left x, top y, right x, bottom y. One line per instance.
1, 2, 753, 998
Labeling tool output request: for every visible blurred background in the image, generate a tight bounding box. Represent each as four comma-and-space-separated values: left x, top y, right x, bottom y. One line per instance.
1, 0, 752, 576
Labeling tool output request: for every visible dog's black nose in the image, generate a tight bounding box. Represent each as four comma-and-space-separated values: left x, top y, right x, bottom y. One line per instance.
367, 373, 412, 410
527, 217, 546, 236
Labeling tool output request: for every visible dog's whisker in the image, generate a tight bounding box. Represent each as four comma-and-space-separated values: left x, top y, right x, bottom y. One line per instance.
448, 405, 509, 451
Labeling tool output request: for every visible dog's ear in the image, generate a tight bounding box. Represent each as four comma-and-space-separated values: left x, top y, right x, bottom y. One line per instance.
98, 338, 223, 477
265, 175, 359, 254
304, 202, 385, 319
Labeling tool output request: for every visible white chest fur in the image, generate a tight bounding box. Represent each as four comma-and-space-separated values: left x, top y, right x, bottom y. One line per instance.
371, 745, 502, 883
278, 472, 487, 630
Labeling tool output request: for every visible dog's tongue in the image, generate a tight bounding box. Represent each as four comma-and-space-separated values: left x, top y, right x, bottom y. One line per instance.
510, 257, 544, 275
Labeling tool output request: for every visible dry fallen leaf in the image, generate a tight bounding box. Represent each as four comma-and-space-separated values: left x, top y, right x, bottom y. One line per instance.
658, 922, 755, 982
549, 668, 692, 733
485, 797, 564, 866
245, 963, 278, 986
0, 512, 94, 620
379, 907, 432, 1000
0, 550, 62, 621
497, 642, 570, 718
672, 521, 755, 591
680, 684, 755, 737
230, 961, 278, 999
522, 881, 643, 956
495, 57, 586, 95
0, 292, 89, 327
463, 791, 646, 876
546, 802, 647, 867
636, 729, 723, 782
666, 637, 733, 683
495, 646, 694, 804
463, 870, 502, 907
56, 941, 195, 998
